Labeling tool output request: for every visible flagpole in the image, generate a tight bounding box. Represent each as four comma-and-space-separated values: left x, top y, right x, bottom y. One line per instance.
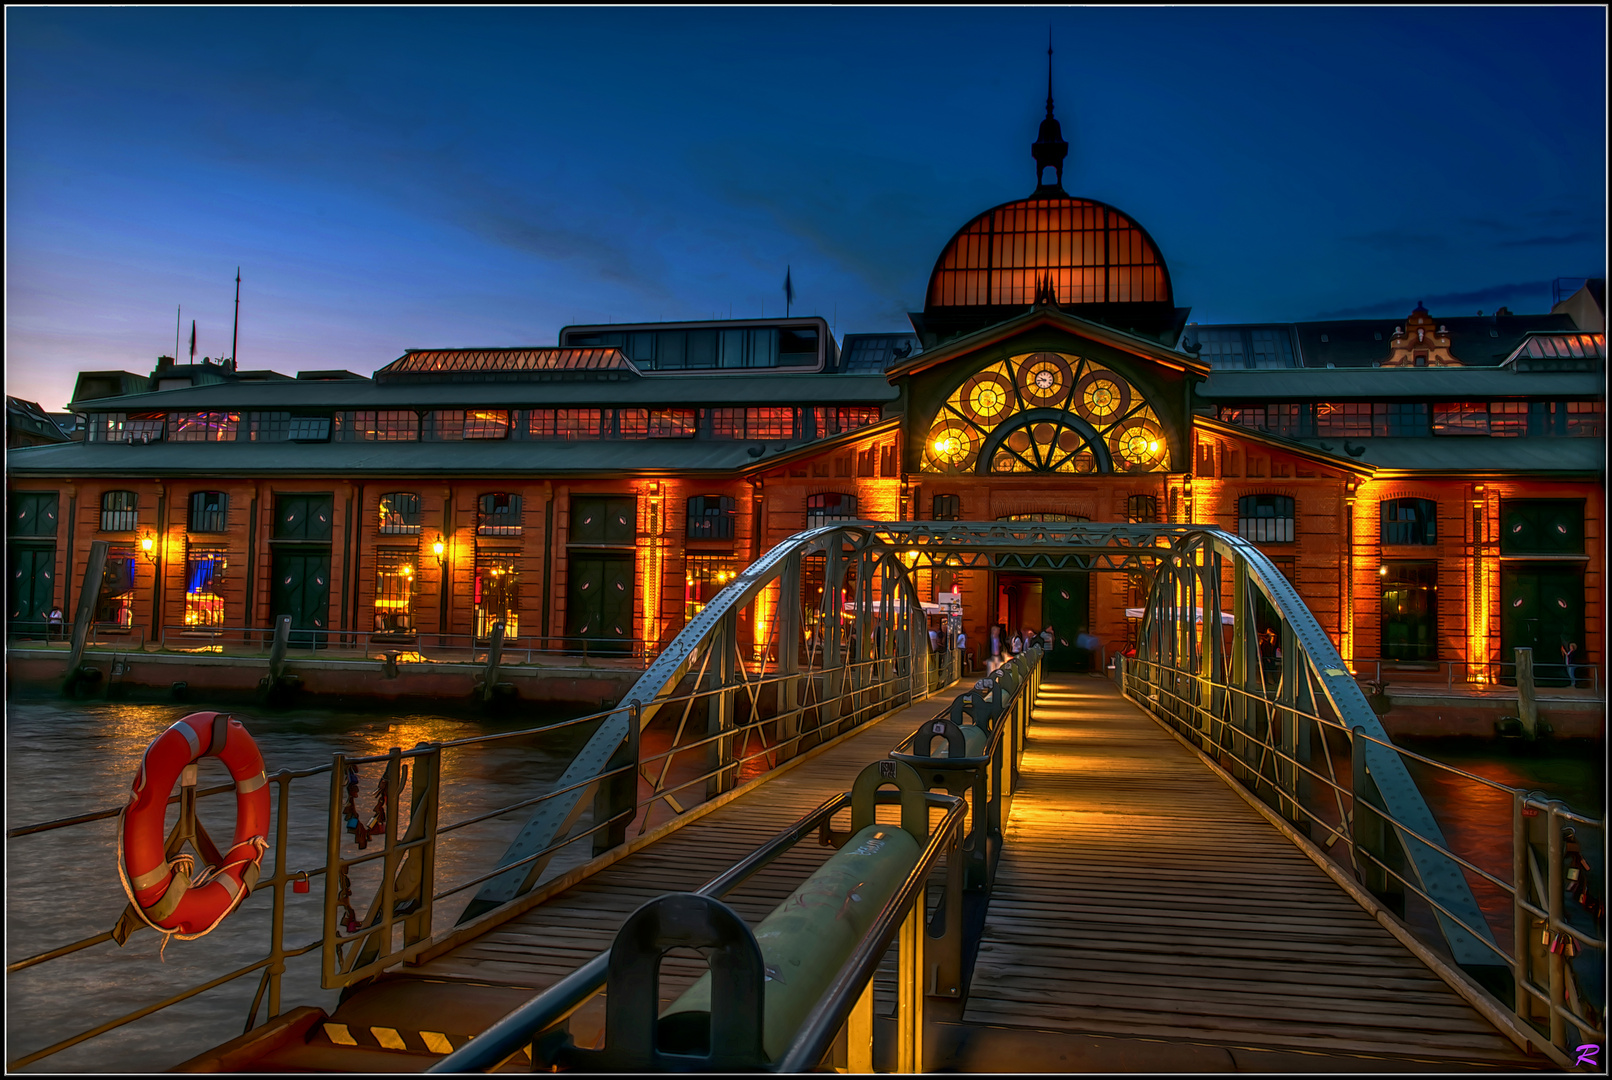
230, 267, 240, 369
174, 306, 181, 363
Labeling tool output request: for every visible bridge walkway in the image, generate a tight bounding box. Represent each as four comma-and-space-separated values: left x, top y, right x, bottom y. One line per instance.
957, 674, 1539, 1070
248, 680, 979, 1071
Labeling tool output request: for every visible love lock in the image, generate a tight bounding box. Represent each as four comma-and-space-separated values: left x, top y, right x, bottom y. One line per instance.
292, 870, 311, 894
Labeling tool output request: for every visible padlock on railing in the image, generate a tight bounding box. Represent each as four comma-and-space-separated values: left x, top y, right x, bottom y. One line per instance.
292, 870, 311, 894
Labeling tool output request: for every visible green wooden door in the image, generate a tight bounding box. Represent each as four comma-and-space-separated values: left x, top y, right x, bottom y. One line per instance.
1041, 572, 1090, 672
1500, 565, 1584, 688
271, 547, 331, 648
8, 543, 56, 637
565, 554, 633, 654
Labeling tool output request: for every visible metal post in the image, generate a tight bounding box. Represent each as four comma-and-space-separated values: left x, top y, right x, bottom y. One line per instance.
379, 750, 402, 967
63, 540, 109, 693
1512, 789, 1529, 1027
267, 772, 291, 1019
269, 615, 292, 681
1515, 647, 1538, 738
896, 900, 925, 1072
1545, 800, 1565, 1048
481, 620, 505, 702
776, 554, 802, 757
847, 980, 874, 1074
321, 754, 346, 989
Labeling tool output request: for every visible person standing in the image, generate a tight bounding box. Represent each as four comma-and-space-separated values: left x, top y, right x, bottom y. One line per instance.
1562, 641, 1580, 688
1010, 629, 1024, 656
988, 625, 1002, 671
957, 626, 970, 672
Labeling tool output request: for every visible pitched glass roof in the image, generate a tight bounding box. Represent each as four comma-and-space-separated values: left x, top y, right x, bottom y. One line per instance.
1506, 332, 1605, 363
376, 347, 636, 378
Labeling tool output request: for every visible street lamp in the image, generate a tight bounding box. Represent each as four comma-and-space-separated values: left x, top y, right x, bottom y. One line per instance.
432, 536, 446, 567
140, 532, 157, 564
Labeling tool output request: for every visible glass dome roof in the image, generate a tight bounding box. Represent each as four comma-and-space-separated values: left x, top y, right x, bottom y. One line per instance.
924, 194, 1173, 312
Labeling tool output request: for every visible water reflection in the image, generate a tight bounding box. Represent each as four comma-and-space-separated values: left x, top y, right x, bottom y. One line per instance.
5, 697, 594, 1073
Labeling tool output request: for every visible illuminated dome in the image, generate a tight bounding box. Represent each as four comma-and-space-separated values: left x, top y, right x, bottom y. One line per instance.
924, 194, 1174, 310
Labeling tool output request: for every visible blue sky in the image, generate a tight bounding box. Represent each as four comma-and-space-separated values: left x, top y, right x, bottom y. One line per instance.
6, 6, 1606, 410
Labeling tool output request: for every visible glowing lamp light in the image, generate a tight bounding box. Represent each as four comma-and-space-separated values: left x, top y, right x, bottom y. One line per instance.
1147, 440, 1161, 453
1379, 565, 1389, 577
140, 533, 157, 563
432, 537, 447, 566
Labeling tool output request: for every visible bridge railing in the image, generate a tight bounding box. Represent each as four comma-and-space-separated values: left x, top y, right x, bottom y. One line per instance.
427, 650, 1044, 1073
1121, 521, 1607, 1070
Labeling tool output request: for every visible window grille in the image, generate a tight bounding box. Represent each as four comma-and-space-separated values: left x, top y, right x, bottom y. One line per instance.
1314, 403, 1373, 438
527, 409, 603, 439
932, 494, 962, 521
183, 546, 228, 631
1566, 401, 1604, 437
684, 554, 736, 619
478, 493, 522, 536
806, 492, 858, 525
290, 416, 331, 441
1376, 403, 1428, 437
100, 491, 139, 532
168, 412, 240, 442
686, 495, 735, 540
712, 408, 797, 439
334, 411, 418, 441
1237, 495, 1294, 543
463, 410, 510, 439
1126, 494, 1158, 524
649, 409, 697, 438
373, 549, 418, 634
188, 491, 229, 533
377, 492, 422, 535
1432, 402, 1489, 435
248, 413, 291, 441
90, 413, 166, 442
1381, 498, 1438, 545
1489, 401, 1529, 437
428, 410, 465, 440
473, 552, 520, 641
96, 548, 138, 629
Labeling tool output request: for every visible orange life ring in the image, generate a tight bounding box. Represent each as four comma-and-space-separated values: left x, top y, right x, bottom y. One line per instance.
117, 711, 271, 939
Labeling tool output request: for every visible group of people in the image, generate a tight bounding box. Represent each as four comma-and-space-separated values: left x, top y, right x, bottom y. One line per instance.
980, 624, 1052, 671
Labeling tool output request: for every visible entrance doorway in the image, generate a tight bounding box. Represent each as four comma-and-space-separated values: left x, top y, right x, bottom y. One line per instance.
566, 554, 633, 654
270, 546, 330, 648
998, 572, 1090, 672
1500, 564, 1585, 688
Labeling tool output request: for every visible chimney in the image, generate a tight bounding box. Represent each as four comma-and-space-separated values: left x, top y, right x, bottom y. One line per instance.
157, 355, 175, 370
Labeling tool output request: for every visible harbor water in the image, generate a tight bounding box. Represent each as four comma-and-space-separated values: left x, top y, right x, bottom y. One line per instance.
5, 695, 599, 1073
4, 698, 1603, 1072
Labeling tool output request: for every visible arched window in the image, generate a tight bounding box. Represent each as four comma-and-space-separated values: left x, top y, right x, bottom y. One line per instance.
378, 492, 422, 535
1126, 494, 1158, 524
1381, 498, 1437, 545
932, 494, 961, 521
189, 491, 229, 533
922, 351, 1170, 475
100, 491, 138, 532
1237, 495, 1295, 543
806, 493, 858, 525
478, 493, 522, 536
687, 496, 735, 540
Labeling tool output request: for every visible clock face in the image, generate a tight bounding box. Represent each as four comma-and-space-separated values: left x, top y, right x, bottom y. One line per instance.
1033, 369, 1056, 390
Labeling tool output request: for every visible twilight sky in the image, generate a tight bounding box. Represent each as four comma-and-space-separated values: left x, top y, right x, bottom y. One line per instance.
6, 6, 1606, 411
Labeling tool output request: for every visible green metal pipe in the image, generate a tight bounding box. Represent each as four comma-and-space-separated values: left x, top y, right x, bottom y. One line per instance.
658, 822, 920, 1062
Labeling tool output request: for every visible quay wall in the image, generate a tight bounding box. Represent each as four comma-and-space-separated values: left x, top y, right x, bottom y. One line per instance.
6, 648, 641, 709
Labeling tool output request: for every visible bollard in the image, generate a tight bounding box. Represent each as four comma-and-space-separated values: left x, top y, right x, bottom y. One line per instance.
62, 540, 109, 696
657, 760, 929, 1064
1514, 647, 1539, 739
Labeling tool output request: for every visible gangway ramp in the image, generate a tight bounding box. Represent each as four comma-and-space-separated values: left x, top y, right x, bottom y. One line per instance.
958, 675, 1540, 1069
240, 680, 980, 1071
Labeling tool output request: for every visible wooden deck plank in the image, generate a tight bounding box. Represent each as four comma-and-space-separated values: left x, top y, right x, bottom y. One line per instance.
960, 676, 1532, 1065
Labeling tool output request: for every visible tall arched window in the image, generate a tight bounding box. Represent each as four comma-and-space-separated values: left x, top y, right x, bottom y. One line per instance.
932, 494, 962, 521
378, 492, 422, 535
806, 493, 858, 525
189, 491, 229, 533
687, 495, 735, 540
1237, 495, 1295, 543
478, 493, 522, 536
1381, 498, 1437, 545
100, 491, 138, 532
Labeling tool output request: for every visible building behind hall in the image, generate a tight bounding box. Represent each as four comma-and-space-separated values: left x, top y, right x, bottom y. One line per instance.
6, 89, 1605, 687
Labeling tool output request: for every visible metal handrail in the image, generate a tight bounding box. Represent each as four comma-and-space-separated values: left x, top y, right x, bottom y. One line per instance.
428, 651, 1039, 1073
1343, 655, 1602, 696
1121, 655, 1606, 1062
152, 623, 662, 665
